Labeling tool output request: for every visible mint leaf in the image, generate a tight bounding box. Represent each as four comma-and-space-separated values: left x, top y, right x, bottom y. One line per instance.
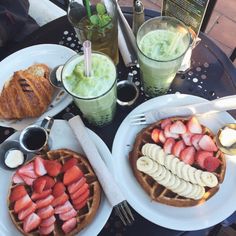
90, 15, 99, 25
96, 3, 106, 15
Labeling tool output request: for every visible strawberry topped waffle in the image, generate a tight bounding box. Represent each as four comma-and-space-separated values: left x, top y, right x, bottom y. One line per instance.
8, 149, 101, 235
129, 116, 226, 207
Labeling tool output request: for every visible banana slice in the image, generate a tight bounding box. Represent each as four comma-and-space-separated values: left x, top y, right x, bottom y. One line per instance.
170, 157, 180, 175
194, 186, 205, 200
155, 166, 167, 182
169, 176, 181, 191
165, 174, 176, 188
188, 166, 198, 184
152, 164, 164, 179
165, 155, 174, 170
176, 161, 185, 179
175, 179, 187, 195
146, 161, 158, 175
187, 184, 200, 199
201, 172, 218, 188
156, 149, 165, 165
137, 156, 154, 173
141, 143, 160, 157
180, 182, 193, 198
182, 164, 191, 182
194, 169, 206, 186
159, 169, 171, 186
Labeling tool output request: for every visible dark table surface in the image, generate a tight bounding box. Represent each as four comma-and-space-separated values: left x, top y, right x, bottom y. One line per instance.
1, 7, 236, 236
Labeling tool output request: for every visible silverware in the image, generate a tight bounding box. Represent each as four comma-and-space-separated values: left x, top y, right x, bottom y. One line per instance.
130, 95, 236, 125
63, 113, 134, 225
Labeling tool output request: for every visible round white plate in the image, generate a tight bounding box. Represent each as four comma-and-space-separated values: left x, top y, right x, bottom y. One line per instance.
112, 93, 236, 231
0, 44, 76, 130
0, 120, 112, 236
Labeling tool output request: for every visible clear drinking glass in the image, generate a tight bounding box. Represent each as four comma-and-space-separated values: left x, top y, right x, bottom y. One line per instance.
61, 52, 117, 126
136, 16, 191, 97
67, 0, 119, 65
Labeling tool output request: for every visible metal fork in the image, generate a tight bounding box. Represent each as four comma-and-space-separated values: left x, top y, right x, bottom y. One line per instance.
114, 200, 135, 225
130, 95, 236, 125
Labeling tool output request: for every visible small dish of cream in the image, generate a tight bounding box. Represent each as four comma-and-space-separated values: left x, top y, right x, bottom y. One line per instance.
0, 140, 27, 170
216, 123, 236, 155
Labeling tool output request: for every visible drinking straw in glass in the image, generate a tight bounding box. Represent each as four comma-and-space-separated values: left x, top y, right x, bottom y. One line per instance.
83, 40, 92, 77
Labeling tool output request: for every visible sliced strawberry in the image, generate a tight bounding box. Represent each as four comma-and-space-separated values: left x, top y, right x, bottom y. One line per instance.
161, 118, 172, 129
37, 205, 54, 219
68, 177, 86, 195
59, 208, 77, 221
61, 158, 78, 173
40, 215, 56, 227
44, 160, 62, 177
170, 121, 187, 134
164, 124, 179, 139
204, 156, 221, 172
72, 189, 89, 206
187, 116, 202, 134
172, 140, 186, 157
195, 150, 213, 169
70, 183, 89, 201
52, 192, 69, 207
18, 202, 36, 221
62, 217, 77, 234
199, 135, 218, 152
33, 178, 47, 194
23, 213, 41, 233
181, 131, 194, 146
31, 189, 52, 201
74, 199, 87, 211
54, 201, 73, 214
14, 194, 32, 213
159, 130, 166, 144
19, 174, 35, 186
151, 129, 160, 143
41, 176, 55, 190
39, 224, 54, 235
39, 224, 55, 235
52, 182, 66, 198
36, 195, 54, 209
63, 166, 83, 186
191, 134, 204, 150
12, 172, 24, 184
10, 185, 27, 202
18, 163, 37, 178
179, 147, 196, 165
163, 138, 175, 154
34, 156, 47, 176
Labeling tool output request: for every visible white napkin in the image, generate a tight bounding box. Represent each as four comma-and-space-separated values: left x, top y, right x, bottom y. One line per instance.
142, 95, 236, 124
68, 116, 126, 207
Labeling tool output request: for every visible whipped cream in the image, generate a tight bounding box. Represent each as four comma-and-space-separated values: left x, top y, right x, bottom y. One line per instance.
219, 127, 236, 147
5, 149, 24, 168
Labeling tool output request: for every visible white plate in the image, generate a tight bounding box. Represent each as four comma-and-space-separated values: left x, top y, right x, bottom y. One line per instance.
0, 44, 76, 130
0, 120, 112, 236
112, 93, 236, 231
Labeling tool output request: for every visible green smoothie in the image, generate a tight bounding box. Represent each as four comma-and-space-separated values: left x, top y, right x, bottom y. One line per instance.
137, 17, 190, 97
62, 53, 117, 126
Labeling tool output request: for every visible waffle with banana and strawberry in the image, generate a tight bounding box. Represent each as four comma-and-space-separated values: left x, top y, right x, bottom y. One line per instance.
129, 116, 226, 207
8, 149, 101, 235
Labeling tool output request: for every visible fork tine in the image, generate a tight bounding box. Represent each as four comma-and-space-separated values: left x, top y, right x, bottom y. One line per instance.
115, 205, 127, 226
130, 121, 147, 125
131, 113, 145, 118
115, 201, 134, 226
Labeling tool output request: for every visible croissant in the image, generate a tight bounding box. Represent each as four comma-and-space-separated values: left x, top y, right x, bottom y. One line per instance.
0, 64, 54, 119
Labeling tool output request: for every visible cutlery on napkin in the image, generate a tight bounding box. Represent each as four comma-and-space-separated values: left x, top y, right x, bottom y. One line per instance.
64, 114, 133, 222
132, 95, 236, 124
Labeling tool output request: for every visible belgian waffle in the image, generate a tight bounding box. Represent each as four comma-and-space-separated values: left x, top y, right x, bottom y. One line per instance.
8, 149, 101, 235
129, 117, 226, 207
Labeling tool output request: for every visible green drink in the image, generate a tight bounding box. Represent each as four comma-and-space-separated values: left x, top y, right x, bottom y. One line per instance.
137, 16, 191, 97
62, 53, 117, 126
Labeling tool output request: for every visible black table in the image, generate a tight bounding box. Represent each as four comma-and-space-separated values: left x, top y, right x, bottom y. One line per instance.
1, 7, 236, 236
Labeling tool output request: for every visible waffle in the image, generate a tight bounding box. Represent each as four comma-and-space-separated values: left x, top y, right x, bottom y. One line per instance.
8, 149, 101, 235
129, 117, 226, 207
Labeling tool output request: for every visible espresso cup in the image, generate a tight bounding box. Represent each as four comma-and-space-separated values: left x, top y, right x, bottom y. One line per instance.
19, 117, 54, 154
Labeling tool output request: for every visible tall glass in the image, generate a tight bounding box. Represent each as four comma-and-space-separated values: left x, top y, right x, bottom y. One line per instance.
136, 16, 191, 97
61, 52, 117, 126
68, 0, 119, 65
